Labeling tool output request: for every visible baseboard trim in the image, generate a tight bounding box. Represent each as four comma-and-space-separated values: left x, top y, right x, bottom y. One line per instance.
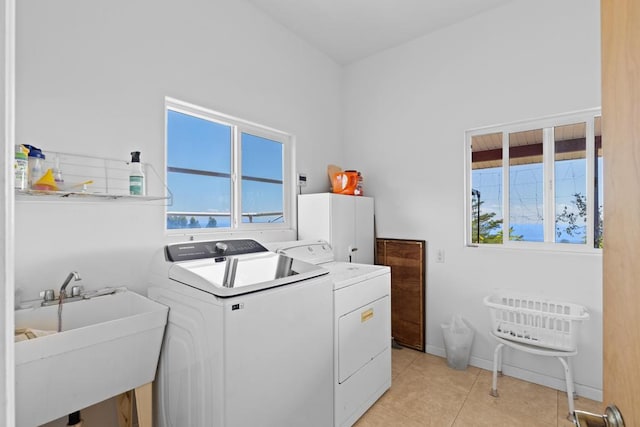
425, 344, 602, 402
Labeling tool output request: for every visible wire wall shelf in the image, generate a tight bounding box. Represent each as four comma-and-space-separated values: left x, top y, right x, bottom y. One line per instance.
16, 150, 172, 204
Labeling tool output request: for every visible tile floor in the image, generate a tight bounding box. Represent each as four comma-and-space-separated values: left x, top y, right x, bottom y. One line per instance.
355, 347, 603, 426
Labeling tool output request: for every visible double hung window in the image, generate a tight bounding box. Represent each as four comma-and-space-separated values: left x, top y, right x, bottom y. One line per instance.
165, 98, 292, 231
466, 109, 602, 249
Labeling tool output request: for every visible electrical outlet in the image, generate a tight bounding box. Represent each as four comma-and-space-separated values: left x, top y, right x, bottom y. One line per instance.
436, 249, 445, 263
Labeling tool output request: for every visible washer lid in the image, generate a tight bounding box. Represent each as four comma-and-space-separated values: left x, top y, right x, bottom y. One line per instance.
168, 251, 328, 297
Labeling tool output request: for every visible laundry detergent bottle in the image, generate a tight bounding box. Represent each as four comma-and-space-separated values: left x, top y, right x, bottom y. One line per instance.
129, 151, 145, 195
331, 170, 359, 195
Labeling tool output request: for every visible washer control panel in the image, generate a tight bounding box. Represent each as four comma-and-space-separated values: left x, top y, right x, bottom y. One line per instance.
166, 239, 268, 262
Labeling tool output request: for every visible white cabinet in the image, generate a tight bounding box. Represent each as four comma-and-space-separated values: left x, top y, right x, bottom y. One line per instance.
298, 193, 374, 264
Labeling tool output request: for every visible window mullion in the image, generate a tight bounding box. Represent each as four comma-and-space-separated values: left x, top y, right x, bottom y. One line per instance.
544, 127, 555, 243
502, 131, 510, 244
232, 126, 241, 228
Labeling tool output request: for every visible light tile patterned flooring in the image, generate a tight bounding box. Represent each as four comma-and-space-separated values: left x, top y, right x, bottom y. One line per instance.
355, 347, 604, 426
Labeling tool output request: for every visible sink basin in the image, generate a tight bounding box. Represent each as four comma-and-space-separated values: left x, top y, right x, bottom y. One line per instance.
14, 288, 168, 427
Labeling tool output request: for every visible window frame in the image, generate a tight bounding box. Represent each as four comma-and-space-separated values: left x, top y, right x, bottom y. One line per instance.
464, 108, 602, 252
165, 97, 295, 234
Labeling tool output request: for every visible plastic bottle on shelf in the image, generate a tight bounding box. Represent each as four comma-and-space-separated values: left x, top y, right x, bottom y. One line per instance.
14, 145, 28, 190
23, 144, 45, 189
53, 156, 64, 186
129, 151, 145, 196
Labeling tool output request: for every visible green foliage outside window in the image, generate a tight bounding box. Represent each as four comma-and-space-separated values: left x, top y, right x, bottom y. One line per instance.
471, 194, 522, 244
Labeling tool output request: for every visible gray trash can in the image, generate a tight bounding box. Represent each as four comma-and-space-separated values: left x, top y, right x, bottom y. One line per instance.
441, 316, 475, 370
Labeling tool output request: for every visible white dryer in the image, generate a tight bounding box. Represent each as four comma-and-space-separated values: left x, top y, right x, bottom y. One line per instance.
269, 240, 391, 427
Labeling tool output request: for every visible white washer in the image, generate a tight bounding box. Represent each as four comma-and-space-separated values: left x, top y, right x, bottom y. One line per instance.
147, 239, 334, 427
269, 240, 391, 427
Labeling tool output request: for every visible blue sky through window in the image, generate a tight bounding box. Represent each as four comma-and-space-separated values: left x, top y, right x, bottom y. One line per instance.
241, 132, 284, 223
167, 110, 232, 222
167, 110, 231, 174
167, 109, 285, 228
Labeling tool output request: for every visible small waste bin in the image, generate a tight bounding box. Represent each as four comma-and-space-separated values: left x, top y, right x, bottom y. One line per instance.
441, 316, 475, 370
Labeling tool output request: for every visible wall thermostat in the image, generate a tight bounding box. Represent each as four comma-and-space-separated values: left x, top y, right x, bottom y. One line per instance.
297, 173, 307, 187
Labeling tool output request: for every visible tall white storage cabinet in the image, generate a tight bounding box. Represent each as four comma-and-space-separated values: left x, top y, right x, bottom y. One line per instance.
298, 193, 375, 264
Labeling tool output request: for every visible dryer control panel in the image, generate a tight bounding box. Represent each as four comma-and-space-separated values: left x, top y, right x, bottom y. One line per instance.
277, 241, 335, 265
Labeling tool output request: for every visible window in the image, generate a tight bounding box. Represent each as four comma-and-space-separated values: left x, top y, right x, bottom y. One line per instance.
466, 109, 602, 249
165, 98, 292, 231
509, 128, 544, 242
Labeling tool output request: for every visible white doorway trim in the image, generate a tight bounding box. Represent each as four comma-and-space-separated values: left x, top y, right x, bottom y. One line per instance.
1, 0, 15, 424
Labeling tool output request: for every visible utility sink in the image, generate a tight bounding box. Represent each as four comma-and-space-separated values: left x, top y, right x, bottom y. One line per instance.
14, 288, 168, 427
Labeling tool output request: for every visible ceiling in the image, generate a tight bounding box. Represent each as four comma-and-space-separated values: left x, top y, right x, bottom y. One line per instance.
471, 120, 603, 169
246, 0, 514, 64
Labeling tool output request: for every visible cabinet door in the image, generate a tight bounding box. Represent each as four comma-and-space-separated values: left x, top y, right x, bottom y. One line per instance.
376, 239, 425, 351
298, 193, 374, 264
297, 194, 331, 243
330, 194, 354, 263
354, 197, 374, 264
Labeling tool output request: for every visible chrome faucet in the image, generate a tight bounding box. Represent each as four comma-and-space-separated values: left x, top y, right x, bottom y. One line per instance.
59, 271, 81, 299
39, 271, 83, 307
58, 271, 81, 332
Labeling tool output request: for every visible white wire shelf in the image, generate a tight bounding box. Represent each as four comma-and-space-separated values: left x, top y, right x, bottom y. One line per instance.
16, 189, 169, 201
15, 150, 172, 204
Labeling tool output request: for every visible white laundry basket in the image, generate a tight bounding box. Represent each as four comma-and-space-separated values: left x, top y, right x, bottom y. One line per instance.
484, 293, 589, 352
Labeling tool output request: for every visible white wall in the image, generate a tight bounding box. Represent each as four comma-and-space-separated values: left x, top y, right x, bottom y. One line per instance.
15, 0, 343, 300
343, 0, 603, 399
15, 0, 343, 425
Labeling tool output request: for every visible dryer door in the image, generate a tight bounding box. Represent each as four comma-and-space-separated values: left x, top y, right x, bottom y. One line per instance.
338, 295, 390, 383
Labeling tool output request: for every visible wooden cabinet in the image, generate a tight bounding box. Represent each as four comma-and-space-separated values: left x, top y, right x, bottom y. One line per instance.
375, 238, 426, 351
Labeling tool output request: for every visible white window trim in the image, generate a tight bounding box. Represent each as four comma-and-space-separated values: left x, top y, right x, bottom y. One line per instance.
464, 107, 602, 253
164, 97, 295, 235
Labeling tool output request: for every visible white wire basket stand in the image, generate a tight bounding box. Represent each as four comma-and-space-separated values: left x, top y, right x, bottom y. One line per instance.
483, 292, 589, 421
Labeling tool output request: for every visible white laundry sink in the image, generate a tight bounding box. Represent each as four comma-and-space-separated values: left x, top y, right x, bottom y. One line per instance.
14, 288, 168, 427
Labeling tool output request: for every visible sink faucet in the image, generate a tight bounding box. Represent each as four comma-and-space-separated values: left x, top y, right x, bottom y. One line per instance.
59, 271, 81, 299
58, 271, 81, 332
